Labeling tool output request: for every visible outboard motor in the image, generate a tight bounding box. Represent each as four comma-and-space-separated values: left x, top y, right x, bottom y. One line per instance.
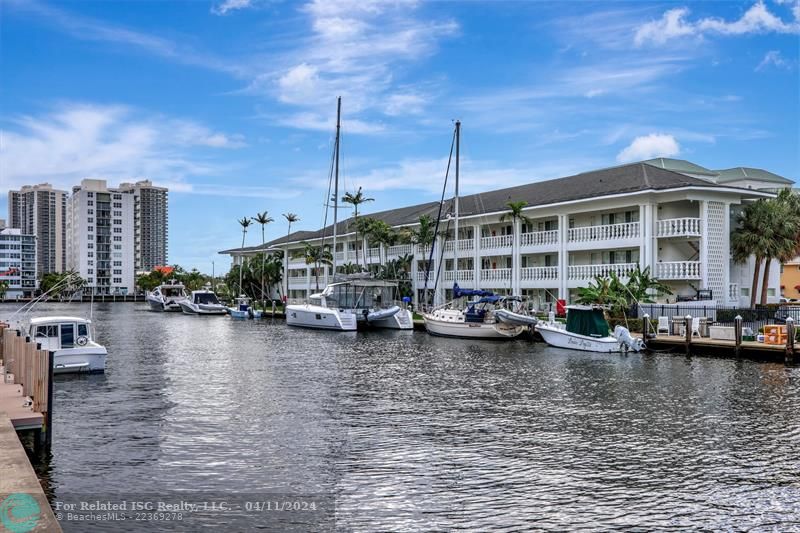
614, 325, 645, 352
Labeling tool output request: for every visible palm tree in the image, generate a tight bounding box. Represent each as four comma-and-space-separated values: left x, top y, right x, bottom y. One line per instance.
253, 211, 274, 308
282, 213, 299, 300
237, 217, 252, 297
342, 187, 374, 268
410, 214, 437, 306
302, 242, 333, 291
499, 201, 533, 289
758, 196, 799, 305
731, 200, 772, 307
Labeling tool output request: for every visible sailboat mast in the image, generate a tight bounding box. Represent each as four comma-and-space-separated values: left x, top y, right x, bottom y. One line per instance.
454, 120, 460, 281
333, 96, 341, 271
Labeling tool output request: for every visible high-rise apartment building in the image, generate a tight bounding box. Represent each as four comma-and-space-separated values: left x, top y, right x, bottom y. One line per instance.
118, 180, 169, 272
8, 183, 67, 275
0, 220, 37, 299
66, 179, 135, 295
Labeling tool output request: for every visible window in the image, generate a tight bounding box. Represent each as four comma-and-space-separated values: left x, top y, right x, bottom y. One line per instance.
113, 269, 121, 275
113, 219, 121, 225
114, 211, 122, 216
88, 217, 93, 223
114, 245, 122, 250
88, 192, 94, 197
87, 243, 93, 249
88, 200, 94, 206
767, 288, 776, 297
113, 277, 122, 284
88, 252, 94, 258
60, 324, 75, 349
88, 260, 94, 266
113, 194, 122, 200
35, 325, 58, 338
113, 202, 122, 208
88, 269, 93, 274
113, 228, 122, 233
741, 288, 750, 297
78, 324, 88, 338
113, 236, 122, 242
113, 261, 122, 266
88, 209, 94, 215
88, 226, 94, 232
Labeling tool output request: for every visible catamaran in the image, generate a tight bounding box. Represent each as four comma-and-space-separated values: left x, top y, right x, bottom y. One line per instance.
286, 97, 356, 331
422, 121, 536, 340
535, 305, 644, 353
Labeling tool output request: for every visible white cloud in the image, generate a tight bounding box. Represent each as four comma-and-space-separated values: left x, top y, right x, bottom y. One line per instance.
755, 50, 792, 70
635, 1, 800, 46
616, 134, 680, 162
0, 103, 245, 191
256, 0, 457, 132
211, 0, 253, 16
276, 112, 385, 134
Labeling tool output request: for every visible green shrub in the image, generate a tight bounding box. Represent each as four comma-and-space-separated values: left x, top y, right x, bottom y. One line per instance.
608, 317, 656, 334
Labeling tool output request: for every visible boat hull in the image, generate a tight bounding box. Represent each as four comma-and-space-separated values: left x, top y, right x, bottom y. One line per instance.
146, 297, 184, 312
365, 307, 414, 330
536, 323, 622, 353
179, 301, 227, 315
423, 316, 524, 339
285, 304, 357, 331
53, 347, 107, 374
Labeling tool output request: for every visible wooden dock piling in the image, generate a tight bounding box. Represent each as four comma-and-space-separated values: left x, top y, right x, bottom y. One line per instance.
786, 317, 796, 365
734, 315, 743, 358
684, 314, 692, 355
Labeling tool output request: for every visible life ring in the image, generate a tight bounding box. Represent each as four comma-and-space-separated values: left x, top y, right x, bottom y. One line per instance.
76, 336, 89, 347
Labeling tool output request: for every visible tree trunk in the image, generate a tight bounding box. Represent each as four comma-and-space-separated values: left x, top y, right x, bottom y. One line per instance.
760, 257, 772, 305
261, 228, 266, 308
750, 257, 761, 308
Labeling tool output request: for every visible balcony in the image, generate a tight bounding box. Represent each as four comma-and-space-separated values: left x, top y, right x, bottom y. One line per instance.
568, 222, 639, 246
520, 230, 558, 249
654, 261, 701, 280
480, 268, 511, 283
656, 218, 701, 238
568, 262, 638, 281
444, 239, 474, 253
443, 270, 474, 283
416, 270, 436, 283
386, 244, 413, 257
480, 235, 512, 251
521, 266, 558, 282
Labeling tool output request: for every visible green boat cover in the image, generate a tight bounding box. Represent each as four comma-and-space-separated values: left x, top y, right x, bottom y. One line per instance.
566, 307, 610, 337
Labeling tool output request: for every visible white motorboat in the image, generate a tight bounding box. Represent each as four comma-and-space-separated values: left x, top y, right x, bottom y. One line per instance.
286, 289, 358, 331
535, 305, 644, 353
179, 290, 227, 315
28, 316, 107, 373
423, 289, 528, 339
146, 281, 188, 312
228, 296, 262, 319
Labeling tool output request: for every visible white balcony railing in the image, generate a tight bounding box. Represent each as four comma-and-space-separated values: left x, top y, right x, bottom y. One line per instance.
416, 244, 434, 256
368, 247, 381, 259
521, 266, 558, 281
444, 239, 474, 253
416, 271, 436, 283
568, 222, 640, 243
480, 235, 512, 250
568, 263, 639, 280
386, 244, 413, 257
480, 268, 511, 283
654, 261, 701, 280
656, 218, 701, 238
334, 252, 345, 262
520, 230, 559, 248
443, 270, 475, 282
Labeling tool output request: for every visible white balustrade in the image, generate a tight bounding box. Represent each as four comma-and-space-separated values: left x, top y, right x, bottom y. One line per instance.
334, 252, 345, 262
654, 261, 701, 280
416, 244, 433, 256
521, 266, 558, 281
567, 222, 640, 243
443, 270, 475, 282
656, 218, 701, 238
416, 271, 436, 283
480, 268, 512, 283
568, 263, 639, 280
480, 235, 513, 250
444, 239, 474, 252
520, 230, 559, 248
387, 244, 413, 257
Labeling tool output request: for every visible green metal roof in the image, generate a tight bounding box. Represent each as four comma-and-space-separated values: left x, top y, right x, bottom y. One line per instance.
714, 167, 794, 185
643, 158, 719, 177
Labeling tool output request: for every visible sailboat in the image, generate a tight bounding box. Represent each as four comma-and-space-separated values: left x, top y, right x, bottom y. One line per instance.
422, 121, 535, 340
285, 97, 357, 331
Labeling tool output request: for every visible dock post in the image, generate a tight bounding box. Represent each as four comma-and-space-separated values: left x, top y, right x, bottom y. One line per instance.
684, 314, 692, 355
734, 315, 743, 358
45, 350, 54, 450
786, 317, 796, 365
642, 313, 650, 339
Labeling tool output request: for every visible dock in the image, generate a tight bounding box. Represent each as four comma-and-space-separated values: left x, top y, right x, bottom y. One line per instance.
0, 412, 62, 532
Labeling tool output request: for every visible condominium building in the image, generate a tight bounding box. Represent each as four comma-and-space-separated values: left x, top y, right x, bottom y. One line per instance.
219, 159, 795, 308
66, 179, 135, 295
0, 221, 37, 299
118, 180, 169, 272
7, 183, 67, 274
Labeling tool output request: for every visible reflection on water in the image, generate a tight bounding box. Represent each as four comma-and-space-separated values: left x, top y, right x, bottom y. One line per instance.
2, 302, 799, 531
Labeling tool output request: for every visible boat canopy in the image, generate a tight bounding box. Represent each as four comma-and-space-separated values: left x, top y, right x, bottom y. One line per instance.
566, 307, 610, 337
453, 283, 495, 298
468, 296, 501, 305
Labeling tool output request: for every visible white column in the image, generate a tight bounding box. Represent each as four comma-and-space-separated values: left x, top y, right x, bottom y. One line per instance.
640, 203, 654, 272
411, 248, 419, 307
722, 202, 731, 304
558, 214, 569, 300
473, 224, 481, 288
512, 218, 521, 295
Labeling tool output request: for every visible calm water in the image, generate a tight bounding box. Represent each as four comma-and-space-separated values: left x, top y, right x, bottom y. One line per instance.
3, 302, 800, 531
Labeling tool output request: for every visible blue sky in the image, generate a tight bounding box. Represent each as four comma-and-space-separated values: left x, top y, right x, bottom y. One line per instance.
1, 0, 798, 272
